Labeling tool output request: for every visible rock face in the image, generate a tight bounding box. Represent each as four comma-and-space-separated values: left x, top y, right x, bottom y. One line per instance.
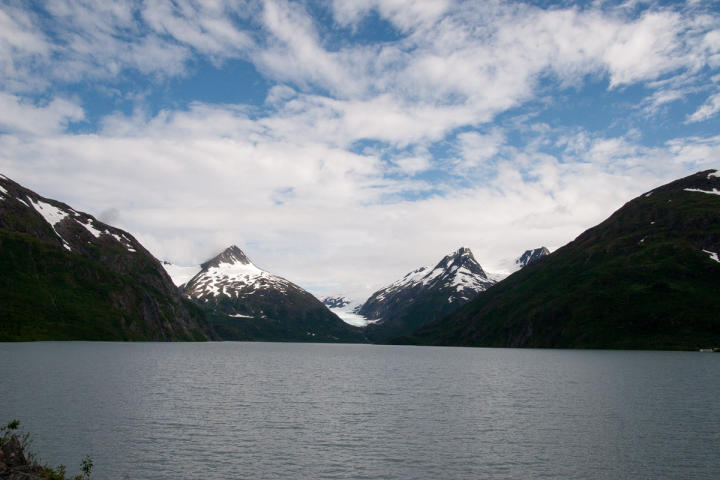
184, 246, 366, 342
1, 435, 27, 470
0, 174, 216, 341
514, 247, 550, 269
321, 295, 355, 310
0, 423, 85, 480
359, 247, 496, 341
409, 170, 720, 350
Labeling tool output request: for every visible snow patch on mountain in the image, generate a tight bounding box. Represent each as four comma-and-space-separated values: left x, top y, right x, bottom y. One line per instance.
359, 247, 495, 326
28, 198, 72, 251
703, 249, 720, 263
321, 295, 376, 327
373, 248, 492, 304
684, 187, 720, 195
29, 198, 69, 229
0, 175, 142, 255
185, 246, 293, 300
334, 310, 377, 328
79, 218, 104, 238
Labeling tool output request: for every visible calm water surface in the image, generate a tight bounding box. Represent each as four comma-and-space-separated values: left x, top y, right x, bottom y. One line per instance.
1, 342, 718, 479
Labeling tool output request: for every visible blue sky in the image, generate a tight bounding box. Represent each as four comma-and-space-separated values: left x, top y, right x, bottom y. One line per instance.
1, 0, 719, 299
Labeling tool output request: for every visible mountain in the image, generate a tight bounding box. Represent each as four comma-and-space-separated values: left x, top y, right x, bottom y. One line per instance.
0, 174, 216, 341
514, 247, 550, 269
487, 246, 551, 280
183, 246, 366, 342
407, 170, 720, 350
359, 247, 496, 341
321, 295, 374, 327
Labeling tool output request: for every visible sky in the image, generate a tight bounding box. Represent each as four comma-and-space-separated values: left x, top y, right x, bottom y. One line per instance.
1, 0, 719, 301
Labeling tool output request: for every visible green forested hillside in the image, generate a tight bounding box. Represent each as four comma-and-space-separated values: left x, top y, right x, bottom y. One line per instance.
406, 170, 720, 350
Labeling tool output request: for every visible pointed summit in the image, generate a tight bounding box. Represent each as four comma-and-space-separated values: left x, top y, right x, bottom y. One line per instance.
435, 247, 488, 281
183, 245, 365, 342
201, 245, 252, 269
359, 246, 496, 341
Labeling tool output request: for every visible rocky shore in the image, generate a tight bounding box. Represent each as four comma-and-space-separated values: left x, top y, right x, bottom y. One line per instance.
0, 433, 45, 479
0, 421, 91, 480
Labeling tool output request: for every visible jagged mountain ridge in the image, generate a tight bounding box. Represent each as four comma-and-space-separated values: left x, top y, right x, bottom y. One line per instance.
0, 174, 215, 341
359, 247, 496, 341
322, 295, 357, 311
183, 246, 366, 342
407, 170, 720, 350
515, 247, 550, 269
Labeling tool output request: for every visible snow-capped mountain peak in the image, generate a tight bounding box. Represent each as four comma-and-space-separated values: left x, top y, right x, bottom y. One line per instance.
181, 245, 364, 342
202, 245, 252, 268
359, 247, 496, 339
384, 246, 490, 296
437, 246, 489, 282
184, 246, 291, 301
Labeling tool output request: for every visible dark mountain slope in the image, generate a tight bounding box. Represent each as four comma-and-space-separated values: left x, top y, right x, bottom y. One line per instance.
407, 170, 720, 350
0, 174, 215, 341
360, 247, 496, 342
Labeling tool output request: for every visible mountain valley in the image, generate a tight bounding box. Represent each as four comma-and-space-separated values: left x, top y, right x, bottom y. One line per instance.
2, 170, 717, 350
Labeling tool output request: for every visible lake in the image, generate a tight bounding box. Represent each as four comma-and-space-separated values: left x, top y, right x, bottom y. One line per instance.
1, 342, 718, 479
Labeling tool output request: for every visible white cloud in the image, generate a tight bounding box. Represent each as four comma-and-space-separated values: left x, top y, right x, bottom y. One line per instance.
0, 0, 258, 88
391, 155, 431, 175
0, 94, 84, 135
686, 91, 720, 123
457, 130, 505, 170
603, 11, 688, 87
642, 88, 686, 115
141, 0, 254, 59
2, 1, 717, 123
1, 98, 718, 299
0, 7, 50, 92
332, 0, 451, 32
255, 0, 364, 96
